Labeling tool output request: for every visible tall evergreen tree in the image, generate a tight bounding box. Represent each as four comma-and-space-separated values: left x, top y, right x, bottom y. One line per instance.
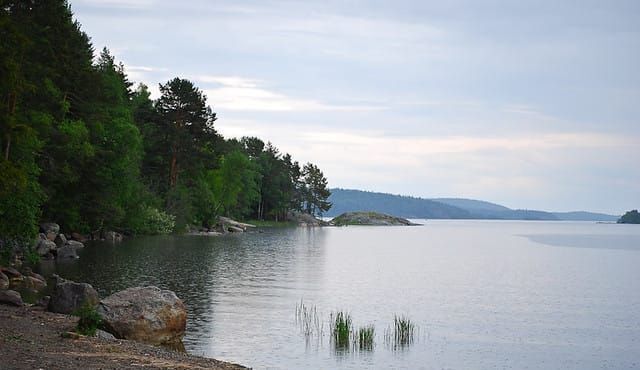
302, 163, 332, 217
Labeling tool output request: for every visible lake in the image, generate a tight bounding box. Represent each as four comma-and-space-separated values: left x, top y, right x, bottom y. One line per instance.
45, 220, 640, 369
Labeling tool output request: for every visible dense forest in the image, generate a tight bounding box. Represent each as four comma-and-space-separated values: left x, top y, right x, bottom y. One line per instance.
0, 1, 331, 254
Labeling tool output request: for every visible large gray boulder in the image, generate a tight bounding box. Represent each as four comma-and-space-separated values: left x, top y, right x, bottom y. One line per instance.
48, 276, 99, 314
0, 290, 24, 306
97, 286, 186, 345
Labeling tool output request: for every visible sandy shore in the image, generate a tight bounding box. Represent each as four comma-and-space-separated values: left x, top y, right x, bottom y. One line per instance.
0, 304, 249, 370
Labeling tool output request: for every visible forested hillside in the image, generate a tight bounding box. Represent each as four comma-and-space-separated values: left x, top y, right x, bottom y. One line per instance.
328, 189, 619, 221
326, 189, 471, 218
0, 1, 331, 253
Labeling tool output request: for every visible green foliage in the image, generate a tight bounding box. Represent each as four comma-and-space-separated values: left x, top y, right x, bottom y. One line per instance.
208, 150, 260, 220
0, 160, 42, 251
133, 206, 176, 235
74, 302, 102, 336
24, 248, 40, 265
330, 311, 353, 349
387, 315, 416, 348
0, 1, 332, 246
618, 210, 640, 224
302, 163, 332, 217
356, 325, 375, 350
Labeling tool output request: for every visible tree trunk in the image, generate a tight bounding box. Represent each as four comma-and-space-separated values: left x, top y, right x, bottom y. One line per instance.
4, 133, 10, 161
169, 144, 178, 188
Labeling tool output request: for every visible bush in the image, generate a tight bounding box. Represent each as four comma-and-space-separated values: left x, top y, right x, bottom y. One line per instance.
134, 206, 176, 235
74, 302, 102, 336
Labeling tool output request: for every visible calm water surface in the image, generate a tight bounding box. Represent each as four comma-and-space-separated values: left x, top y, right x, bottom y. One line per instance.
47, 220, 640, 369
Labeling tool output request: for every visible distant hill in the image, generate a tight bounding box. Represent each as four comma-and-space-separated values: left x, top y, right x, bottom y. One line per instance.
327, 189, 619, 221
553, 211, 619, 222
326, 189, 471, 219
434, 198, 511, 213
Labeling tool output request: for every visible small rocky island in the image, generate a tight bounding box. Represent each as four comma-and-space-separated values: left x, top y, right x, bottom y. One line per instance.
618, 210, 640, 224
330, 211, 421, 226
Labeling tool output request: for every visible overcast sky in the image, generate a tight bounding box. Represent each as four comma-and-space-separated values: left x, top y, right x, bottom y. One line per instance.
70, 0, 639, 214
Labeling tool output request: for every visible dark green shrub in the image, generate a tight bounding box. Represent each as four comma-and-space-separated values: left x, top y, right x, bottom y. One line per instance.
74, 302, 102, 336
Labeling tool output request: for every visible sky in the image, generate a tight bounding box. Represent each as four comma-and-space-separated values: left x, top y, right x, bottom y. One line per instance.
70, 0, 639, 214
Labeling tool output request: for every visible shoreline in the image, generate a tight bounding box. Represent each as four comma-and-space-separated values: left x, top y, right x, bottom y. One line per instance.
0, 304, 249, 370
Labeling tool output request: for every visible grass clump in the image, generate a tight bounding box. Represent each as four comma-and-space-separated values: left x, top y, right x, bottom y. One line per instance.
355, 325, 375, 351
296, 300, 323, 338
74, 302, 102, 336
330, 311, 352, 349
385, 315, 416, 349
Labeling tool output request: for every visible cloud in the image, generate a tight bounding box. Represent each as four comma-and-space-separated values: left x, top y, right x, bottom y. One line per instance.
196, 75, 384, 112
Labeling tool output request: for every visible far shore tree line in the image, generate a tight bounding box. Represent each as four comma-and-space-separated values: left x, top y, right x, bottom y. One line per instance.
0, 1, 331, 254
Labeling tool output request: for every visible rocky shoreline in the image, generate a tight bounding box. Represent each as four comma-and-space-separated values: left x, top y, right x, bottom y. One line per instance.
0, 266, 249, 369
0, 304, 248, 370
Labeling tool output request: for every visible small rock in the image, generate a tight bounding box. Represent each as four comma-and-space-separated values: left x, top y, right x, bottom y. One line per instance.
0, 272, 8, 290
0, 290, 24, 306
40, 222, 60, 241
35, 239, 57, 256
70, 232, 88, 242
8, 276, 24, 290
67, 240, 85, 249
22, 267, 45, 282
56, 245, 79, 259
54, 233, 68, 247
48, 278, 99, 314
95, 329, 117, 340
1, 266, 22, 279
22, 275, 47, 291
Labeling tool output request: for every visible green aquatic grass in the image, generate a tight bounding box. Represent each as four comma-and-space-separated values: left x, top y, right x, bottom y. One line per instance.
385, 314, 416, 349
330, 311, 352, 349
355, 324, 375, 350
295, 300, 323, 338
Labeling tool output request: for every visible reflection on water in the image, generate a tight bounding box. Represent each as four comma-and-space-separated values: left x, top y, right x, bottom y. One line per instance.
523, 233, 640, 251
45, 221, 640, 369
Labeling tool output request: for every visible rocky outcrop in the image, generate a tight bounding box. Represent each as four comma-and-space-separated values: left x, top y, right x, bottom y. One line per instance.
97, 286, 186, 345
0, 290, 24, 306
40, 223, 60, 241
0, 267, 47, 293
331, 211, 421, 226
286, 211, 327, 226
35, 238, 57, 257
48, 276, 99, 314
216, 217, 256, 233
